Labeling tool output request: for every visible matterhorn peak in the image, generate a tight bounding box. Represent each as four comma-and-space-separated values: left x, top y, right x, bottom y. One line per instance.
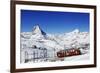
32, 24, 46, 35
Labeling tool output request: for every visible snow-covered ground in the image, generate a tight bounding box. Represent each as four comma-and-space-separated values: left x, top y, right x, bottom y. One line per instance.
20, 25, 90, 63
64, 52, 89, 61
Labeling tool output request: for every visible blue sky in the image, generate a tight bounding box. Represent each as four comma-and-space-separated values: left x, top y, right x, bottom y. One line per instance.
21, 10, 89, 34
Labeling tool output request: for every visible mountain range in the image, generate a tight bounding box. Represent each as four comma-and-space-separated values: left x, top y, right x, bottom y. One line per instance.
21, 25, 90, 51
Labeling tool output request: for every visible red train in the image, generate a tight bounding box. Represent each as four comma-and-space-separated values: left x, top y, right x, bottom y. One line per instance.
57, 48, 81, 58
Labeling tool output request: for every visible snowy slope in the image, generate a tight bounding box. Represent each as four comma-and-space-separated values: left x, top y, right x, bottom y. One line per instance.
21, 25, 90, 50
20, 25, 90, 63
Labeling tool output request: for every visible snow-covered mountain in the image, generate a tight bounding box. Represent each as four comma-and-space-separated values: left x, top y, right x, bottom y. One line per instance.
32, 25, 46, 38
21, 25, 90, 51
20, 25, 90, 63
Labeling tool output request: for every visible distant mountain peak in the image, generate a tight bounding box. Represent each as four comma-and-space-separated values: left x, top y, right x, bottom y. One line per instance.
32, 24, 46, 35
71, 29, 80, 33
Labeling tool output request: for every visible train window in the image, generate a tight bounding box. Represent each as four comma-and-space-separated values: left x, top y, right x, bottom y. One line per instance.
72, 49, 75, 52
70, 50, 72, 52
75, 51, 78, 54
57, 54, 60, 56
66, 53, 69, 55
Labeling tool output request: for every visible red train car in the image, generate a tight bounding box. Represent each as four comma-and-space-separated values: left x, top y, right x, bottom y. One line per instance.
57, 48, 81, 58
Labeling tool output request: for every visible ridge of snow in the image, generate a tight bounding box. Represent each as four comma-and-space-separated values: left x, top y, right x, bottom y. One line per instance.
21, 26, 89, 50
71, 29, 80, 33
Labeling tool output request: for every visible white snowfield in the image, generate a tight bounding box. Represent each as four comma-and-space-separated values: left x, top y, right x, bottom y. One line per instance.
20, 25, 90, 63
